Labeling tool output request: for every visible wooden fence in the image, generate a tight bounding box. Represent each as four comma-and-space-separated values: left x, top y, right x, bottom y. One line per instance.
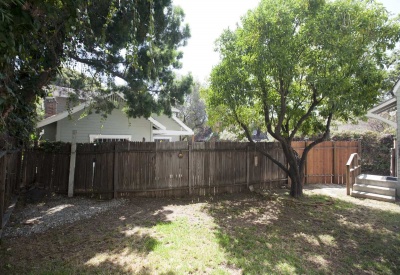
19, 141, 360, 199
0, 150, 22, 236
22, 144, 71, 194
292, 141, 361, 184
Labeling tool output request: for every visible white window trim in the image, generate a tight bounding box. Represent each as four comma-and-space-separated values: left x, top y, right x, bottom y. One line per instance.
89, 134, 132, 143
153, 136, 172, 142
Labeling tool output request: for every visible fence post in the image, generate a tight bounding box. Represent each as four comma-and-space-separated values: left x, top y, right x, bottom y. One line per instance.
304, 141, 308, 185
246, 145, 250, 187
188, 143, 192, 195
0, 153, 6, 236
333, 142, 336, 184
113, 143, 118, 199
68, 130, 77, 197
16, 151, 22, 192
346, 163, 350, 196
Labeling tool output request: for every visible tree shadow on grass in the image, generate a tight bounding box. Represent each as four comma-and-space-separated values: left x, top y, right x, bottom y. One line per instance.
1, 192, 399, 274
0, 197, 204, 275
205, 192, 400, 274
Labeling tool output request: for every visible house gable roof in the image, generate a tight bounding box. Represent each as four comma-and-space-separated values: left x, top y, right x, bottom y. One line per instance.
394, 78, 400, 96
365, 78, 400, 129
37, 95, 193, 136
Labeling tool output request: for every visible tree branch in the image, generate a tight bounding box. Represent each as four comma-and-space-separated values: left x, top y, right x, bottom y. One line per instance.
68, 54, 130, 83
232, 105, 289, 174
276, 78, 286, 134
301, 109, 333, 164
289, 86, 323, 140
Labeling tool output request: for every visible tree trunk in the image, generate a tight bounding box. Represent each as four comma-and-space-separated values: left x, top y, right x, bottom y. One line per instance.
289, 167, 304, 198
287, 148, 305, 198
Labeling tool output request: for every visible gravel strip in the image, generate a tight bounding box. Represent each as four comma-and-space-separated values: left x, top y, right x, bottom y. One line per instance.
3, 195, 126, 238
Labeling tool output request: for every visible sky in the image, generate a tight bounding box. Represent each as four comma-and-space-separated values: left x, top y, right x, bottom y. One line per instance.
173, 0, 400, 83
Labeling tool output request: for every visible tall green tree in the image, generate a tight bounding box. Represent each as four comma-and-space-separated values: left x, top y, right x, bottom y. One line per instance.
206, 0, 400, 197
0, 0, 192, 146
382, 47, 400, 97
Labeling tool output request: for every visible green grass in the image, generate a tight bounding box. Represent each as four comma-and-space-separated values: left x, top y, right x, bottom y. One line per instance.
0, 191, 399, 274
146, 218, 228, 274
208, 193, 400, 274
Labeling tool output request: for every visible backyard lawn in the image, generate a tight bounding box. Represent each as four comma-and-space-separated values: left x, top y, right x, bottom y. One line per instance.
0, 185, 399, 274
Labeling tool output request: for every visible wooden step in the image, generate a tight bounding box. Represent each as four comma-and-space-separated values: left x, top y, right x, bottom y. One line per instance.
351, 190, 396, 202
353, 183, 396, 197
356, 174, 397, 188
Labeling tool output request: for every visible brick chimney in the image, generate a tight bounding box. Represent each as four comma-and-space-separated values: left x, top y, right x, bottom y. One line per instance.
44, 97, 57, 118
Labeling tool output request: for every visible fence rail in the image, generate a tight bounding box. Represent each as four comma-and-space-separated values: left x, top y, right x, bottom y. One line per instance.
19, 141, 360, 199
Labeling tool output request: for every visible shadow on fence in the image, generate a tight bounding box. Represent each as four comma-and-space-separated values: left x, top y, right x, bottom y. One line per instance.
18, 141, 360, 199
0, 150, 22, 236
0, 141, 361, 235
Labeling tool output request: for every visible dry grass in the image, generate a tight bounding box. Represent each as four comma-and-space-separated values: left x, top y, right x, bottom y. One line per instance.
0, 185, 399, 274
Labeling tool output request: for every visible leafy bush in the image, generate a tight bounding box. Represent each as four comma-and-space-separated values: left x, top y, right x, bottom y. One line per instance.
331, 131, 395, 176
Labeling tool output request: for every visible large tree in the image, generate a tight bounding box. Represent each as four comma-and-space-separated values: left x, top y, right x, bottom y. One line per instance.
206, 0, 400, 197
0, 0, 192, 146
177, 81, 207, 133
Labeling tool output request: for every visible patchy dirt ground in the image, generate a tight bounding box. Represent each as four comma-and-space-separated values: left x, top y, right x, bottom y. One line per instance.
3, 184, 398, 239
0, 184, 399, 274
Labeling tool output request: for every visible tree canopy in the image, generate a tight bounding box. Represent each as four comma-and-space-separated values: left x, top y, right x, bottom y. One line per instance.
0, 0, 192, 146
177, 81, 207, 134
206, 0, 400, 197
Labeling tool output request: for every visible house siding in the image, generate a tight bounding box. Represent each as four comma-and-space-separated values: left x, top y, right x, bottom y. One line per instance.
41, 123, 57, 141
152, 114, 182, 131
56, 108, 152, 143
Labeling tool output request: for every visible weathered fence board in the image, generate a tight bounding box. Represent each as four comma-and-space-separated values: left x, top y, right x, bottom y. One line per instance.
22, 144, 70, 192
1, 150, 22, 236
74, 143, 114, 199
247, 143, 286, 186
116, 142, 156, 192
190, 142, 250, 195
20, 141, 361, 198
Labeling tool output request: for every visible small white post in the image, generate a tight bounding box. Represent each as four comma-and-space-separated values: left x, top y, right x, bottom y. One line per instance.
68, 130, 77, 197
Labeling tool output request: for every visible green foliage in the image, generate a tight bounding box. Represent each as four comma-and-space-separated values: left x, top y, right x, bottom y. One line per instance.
35, 141, 70, 153
331, 131, 395, 176
206, 0, 400, 196
381, 47, 400, 98
0, 0, 193, 147
50, 68, 101, 92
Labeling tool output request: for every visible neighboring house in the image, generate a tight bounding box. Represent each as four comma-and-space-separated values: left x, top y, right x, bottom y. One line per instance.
37, 87, 194, 143
365, 79, 400, 197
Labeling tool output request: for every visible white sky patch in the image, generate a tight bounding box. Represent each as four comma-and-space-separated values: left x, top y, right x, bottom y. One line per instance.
173, 0, 400, 83
173, 0, 260, 83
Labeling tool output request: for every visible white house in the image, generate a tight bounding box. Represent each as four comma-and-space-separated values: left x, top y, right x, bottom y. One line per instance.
363, 79, 400, 199
366, 80, 399, 173
36, 87, 194, 143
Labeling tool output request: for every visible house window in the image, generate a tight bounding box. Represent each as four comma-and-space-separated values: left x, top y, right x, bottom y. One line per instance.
89, 134, 131, 143
153, 136, 172, 142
